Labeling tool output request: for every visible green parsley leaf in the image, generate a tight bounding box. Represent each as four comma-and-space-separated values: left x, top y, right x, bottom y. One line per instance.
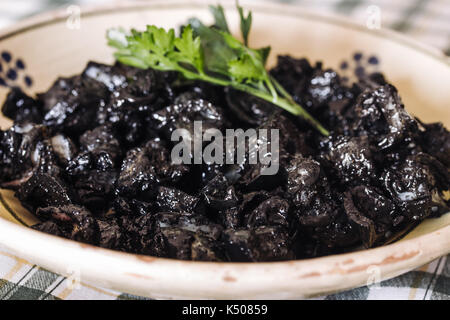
173, 25, 203, 72
228, 53, 265, 83
188, 17, 237, 76
107, 3, 329, 136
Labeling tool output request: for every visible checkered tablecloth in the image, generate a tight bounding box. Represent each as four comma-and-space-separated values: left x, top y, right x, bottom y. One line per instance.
0, 0, 449, 300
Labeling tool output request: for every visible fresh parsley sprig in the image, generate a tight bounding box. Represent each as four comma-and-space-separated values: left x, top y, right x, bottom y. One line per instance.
107, 4, 329, 136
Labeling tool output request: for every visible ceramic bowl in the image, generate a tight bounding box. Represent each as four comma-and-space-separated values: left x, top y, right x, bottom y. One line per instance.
0, 0, 448, 299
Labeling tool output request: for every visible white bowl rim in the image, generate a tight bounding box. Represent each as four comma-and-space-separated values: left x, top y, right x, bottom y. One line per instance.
0, 0, 449, 65
0, 0, 449, 297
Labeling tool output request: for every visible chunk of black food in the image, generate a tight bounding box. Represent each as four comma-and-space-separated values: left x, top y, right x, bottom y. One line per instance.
269, 56, 314, 101
224, 88, 276, 126
173, 81, 227, 108
160, 227, 224, 261
113, 197, 155, 217
188, 162, 225, 190
66, 151, 116, 177
115, 139, 190, 202
322, 135, 376, 186
352, 84, 418, 150
78, 124, 121, 163
300, 212, 360, 258
97, 89, 160, 147
348, 185, 422, 246
115, 147, 158, 199
97, 214, 164, 252
414, 153, 450, 190
153, 211, 220, 237
409, 153, 449, 216
245, 196, 290, 229
381, 154, 448, 221
156, 187, 201, 213
344, 190, 392, 248
236, 161, 287, 193
64, 125, 121, 212
154, 211, 224, 260
0, 126, 37, 186
221, 191, 270, 229
270, 57, 355, 134
73, 170, 118, 213
285, 154, 337, 227
239, 191, 272, 214
190, 234, 225, 261
81, 62, 128, 92
417, 121, 450, 167
376, 135, 423, 168
355, 72, 388, 91
1, 87, 43, 123
305, 68, 353, 117
251, 226, 295, 261
173, 90, 203, 106
215, 207, 240, 230
25, 127, 61, 176
38, 75, 109, 136
151, 99, 223, 150
221, 229, 253, 261
222, 226, 294, 262
34, 205, 97, 243
159, 227, 195, 260
17, 172, 75, 212
144, 138, 189, 185
201, 173, 238, 212
97, 218, 123, 249
231, 113, 309, 192
66, 124, 120, 176
114, 62, 177, 99
31, 220, 64, 237
199, 173, 240, 227
351, 186, 399, 227
33, 139, 62, 177
262, 113, 312, 160
0, 123, 65, 189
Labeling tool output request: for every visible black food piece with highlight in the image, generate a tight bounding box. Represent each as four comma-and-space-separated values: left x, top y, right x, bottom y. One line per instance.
1, 56, 449, 262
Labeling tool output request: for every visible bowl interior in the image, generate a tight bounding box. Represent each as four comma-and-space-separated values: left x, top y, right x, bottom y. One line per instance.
0, 0, 448, 299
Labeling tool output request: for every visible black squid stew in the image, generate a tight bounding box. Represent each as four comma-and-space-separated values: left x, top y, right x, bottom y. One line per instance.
0, 56, 448, 262
0, 4, 449, 261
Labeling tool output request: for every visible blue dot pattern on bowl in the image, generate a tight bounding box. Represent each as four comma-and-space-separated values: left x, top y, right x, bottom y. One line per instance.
339, 52, 380, 84
0, 50, 376, 89
24, 76, 33, 87
0, 50, 33, 88
6, 69, 17, 81
16, 59, 25, 70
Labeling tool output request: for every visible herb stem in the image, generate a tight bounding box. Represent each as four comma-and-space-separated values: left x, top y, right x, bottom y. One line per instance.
270, 76, 296, 104
233, 82, 330, 136
176, 65, 329, 136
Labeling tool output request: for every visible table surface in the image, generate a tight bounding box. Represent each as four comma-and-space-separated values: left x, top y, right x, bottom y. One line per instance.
0, 0, 448, 300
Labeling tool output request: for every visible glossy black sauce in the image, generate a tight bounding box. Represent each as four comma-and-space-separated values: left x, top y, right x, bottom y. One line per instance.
0, 56, 448, 261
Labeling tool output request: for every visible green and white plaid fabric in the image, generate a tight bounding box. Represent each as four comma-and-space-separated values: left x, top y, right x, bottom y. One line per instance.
0, 0, 449, 300
0, 247, 149, 300
0, 246, 448, 300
